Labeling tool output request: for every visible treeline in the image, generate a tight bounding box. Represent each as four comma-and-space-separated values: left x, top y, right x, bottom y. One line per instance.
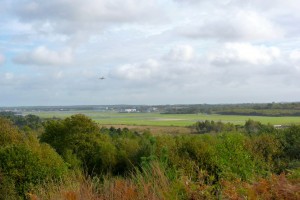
0, 114, 299, 199
161, 102, 300, 116
0, 111, 43, 130
192, 119, 276, 134
216, 108, 300, 116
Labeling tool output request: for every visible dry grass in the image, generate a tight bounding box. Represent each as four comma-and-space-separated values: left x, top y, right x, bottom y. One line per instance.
29, 162, 184, 200
29, 165, 300, 200
221, 173, 300, 200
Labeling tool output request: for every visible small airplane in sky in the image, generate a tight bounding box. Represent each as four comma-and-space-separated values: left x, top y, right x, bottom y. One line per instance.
99, 76, 105, 80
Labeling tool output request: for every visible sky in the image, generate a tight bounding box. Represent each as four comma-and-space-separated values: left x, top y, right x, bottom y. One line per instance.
1, 0, 300, 106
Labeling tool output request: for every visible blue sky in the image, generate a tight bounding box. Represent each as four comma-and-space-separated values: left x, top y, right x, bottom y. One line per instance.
1, 0, 300, 106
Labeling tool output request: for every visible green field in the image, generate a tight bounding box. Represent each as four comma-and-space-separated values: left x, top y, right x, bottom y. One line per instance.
24, 110, 300, 126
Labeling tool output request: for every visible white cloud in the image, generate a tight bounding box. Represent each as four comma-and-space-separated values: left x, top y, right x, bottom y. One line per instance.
112, 43, 290, 85
1, 0, 300, 105
290, 50, 300, 61
54, 71, 64, 79
111, 46, 205, 88
289, 50, 300, 71
180, 10, 283, 41
165, 45, 195, 62
0, 54, 5, 65
12, 0, 163, 35
208, 43, 281, 66
113, 59, 160, 81
4, 73, 14, 80
14, 46, 74, 66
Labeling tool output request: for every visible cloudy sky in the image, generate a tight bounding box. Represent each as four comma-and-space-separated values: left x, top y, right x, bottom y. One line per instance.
1, 0, 300, 106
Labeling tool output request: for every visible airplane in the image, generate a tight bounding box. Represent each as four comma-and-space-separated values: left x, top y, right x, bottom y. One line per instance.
99, 76, 105, 80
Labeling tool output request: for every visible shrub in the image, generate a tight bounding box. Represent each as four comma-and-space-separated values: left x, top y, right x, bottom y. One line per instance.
0, 144, 67, 198
214, 133, 267, 180
41, 114, 117, 175
0, 117, 24, 146
245, 134, 283, 172
113, 137, 141, 175
0, 171, 19, 200
194, 120, 236, 134
282, 125, 300, 160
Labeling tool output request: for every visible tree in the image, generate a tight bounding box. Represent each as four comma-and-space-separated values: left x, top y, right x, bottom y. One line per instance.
244, 119, 263, 134
41, 114, 117, 174
282, 125, 300, 160
0, 117, 23, 146
0, 144, 67, 198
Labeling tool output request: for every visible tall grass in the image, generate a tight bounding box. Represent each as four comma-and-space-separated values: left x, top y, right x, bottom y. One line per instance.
30, 169, 300, 200
30, 162, 187, 200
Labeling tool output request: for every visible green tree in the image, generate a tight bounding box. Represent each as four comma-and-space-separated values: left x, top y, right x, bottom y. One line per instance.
214, 133, 268, 180
244, 119, 261, 134
0, 144, 67, 198
0, 117, 24, 146
41, 114, 117, 174
282, 125, 300, 160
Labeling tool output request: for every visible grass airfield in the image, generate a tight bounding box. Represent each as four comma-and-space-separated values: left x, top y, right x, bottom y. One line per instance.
25, 110, 300, 127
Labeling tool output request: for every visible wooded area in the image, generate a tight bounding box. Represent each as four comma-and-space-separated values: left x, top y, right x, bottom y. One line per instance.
0, 113, 299, 199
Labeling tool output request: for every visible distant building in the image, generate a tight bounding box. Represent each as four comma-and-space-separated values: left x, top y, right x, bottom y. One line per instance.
146, 107, 158, 112
119, 108, 138, 113
273, 125, 282, 129
124, 109, 137, 113
273, 124, 290, 129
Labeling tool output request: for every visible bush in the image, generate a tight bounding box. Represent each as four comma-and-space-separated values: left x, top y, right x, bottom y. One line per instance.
0, 171, 19, 200
245, 134, 283, 172
0, 144, 67, 198
0, 120, 68, 199
282, 125, 300, 160
113, 137, 141, 175
0, 117, 24, 146
213, 133, 268, 180
194, 120, 236, 134
41, 114, 117, 175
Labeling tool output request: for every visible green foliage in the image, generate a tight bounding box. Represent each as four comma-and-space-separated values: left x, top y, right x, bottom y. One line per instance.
0, 145, 46, 197
25, 134, 68, 179
194, 120, 236, 134
0, 172, 19, 200
113, 136, 141, 174
172, 135, 217, 180
132, 161, 187, 200
41, 114, 118, 175
2, 113, 299, 199
0, 117, 24, 146
0, 118, 67, 199
0, 144, 67, 198
246, 134, 283, 172
282, 125, 300, 160
214, 133, 267, 180
0, 112, 42, 130
41, 114, 99, 155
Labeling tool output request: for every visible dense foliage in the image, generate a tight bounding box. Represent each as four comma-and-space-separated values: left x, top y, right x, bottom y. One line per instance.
0, 112, 43, 130
0, 114, 299, 199
0, 118, 68, 199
